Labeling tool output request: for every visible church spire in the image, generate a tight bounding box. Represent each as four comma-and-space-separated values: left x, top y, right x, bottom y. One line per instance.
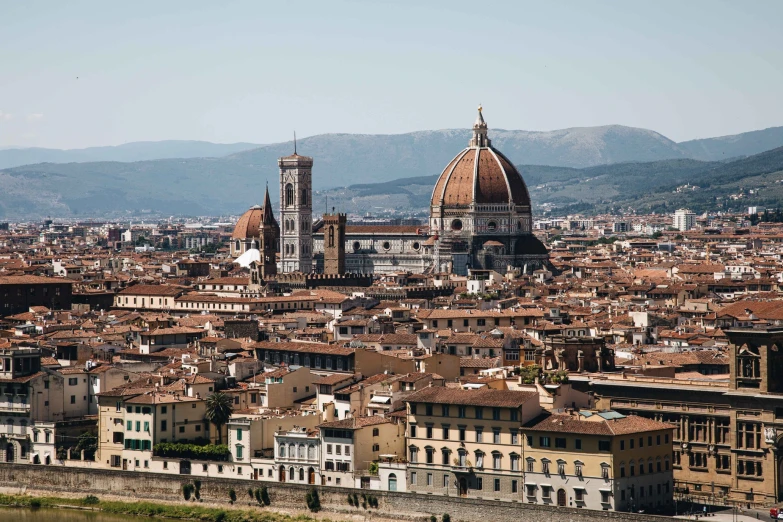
261, 185, 276, 225
469, 105, 491, 148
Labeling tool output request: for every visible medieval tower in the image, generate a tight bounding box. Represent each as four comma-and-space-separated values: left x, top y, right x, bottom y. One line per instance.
323, 212, 347, 275
279, 152, 313, 273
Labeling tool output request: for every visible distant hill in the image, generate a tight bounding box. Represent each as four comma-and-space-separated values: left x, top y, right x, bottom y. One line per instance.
314, 148, 783, 217
0, 140, 260, 169
679, 126, 783, 162
3, 125, 783, 218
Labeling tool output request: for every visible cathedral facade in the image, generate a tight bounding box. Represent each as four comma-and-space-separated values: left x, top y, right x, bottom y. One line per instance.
232, 107, 548, 276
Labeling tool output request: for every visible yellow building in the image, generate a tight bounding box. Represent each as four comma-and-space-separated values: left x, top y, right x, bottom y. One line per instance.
521, 411, 674, 512
404, 387, 540, 500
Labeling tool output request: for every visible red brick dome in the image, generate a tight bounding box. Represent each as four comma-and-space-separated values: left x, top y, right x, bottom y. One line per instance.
232, 205, 263, 239
431, 108, 531, 208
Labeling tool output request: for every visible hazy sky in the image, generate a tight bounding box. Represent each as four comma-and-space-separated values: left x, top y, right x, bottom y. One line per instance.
1, 0, 782, 149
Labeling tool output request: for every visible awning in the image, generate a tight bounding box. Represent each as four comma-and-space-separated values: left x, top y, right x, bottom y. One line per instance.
370, 396, 391, 404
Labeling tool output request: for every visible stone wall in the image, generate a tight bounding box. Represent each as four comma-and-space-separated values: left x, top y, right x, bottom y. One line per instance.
0, 463, 672, 522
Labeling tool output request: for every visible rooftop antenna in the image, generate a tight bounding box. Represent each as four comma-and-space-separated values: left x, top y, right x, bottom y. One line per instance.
293, 131, 297, 155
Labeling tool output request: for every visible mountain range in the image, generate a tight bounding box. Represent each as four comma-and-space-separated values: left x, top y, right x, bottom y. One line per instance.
2, 124, 783, 218
314, 146, 783, 217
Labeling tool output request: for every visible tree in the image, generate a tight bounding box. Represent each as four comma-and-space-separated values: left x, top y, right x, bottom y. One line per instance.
204, 392, 233, 444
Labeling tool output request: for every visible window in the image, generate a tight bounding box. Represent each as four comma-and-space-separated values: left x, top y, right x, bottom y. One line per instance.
409, 447, 418, 463
475, 451, 484, 468
598, 440, 611, 452
575, 488, 584, 502
68, 378, 78, 386
458, 406, 466, 418
527, 484, 537, 497
425, 404, 433, 416
511, 430, 519, 445
410, 472, 417, 485
442, 449, 450, 465
540, 436, 551, 448
426, 447, 434, 464
602, 465, 609, 479
475, 407, 483, 419
426, 425, 433, 439
410, 424, 417, 438
601, 491, 610, 504
476, 478, 483, 490
620, 440, 625, 450
494, 478, 501, 492
443, 474, 450, 488
526, 459, 534, 472
575, 462, 583, 476
70, 395, 76, 404
441, 404, 450, 417
493, 408, 501, 420
575, 438, 582, 450
541, 485, 551, 499
542, 460, 550, 474
555, 438, 567, 449
493, 429, 501, 444
510, 409, 519, 421
427, 473, 433, 486
511, 480, 518, 494
442, 425, 449, 439
458, 426, 466, 441
161, 420, 167, 431
557, 462, 565, 475
476, 427, 483, 443
126, 421, 132, 431
236, 446, 243, 459
493, 453, 502, 470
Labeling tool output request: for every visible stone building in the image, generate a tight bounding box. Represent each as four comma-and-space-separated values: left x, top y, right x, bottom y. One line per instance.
540, 336, 616, 373
591, 327, 783, 505
322, 213, 346, 275
279, 153, 313, 273
231, 186, 280, 280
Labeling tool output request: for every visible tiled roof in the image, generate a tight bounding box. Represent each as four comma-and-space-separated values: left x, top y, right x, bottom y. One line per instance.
404, 386, 536, 408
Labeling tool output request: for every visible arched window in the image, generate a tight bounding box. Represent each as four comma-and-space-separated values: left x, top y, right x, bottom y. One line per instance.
288, 444, 295, 457
299, 468, 304, 481
301, 188, 308, 206
289, 466, 295, 480
235, 240, 240, 251
298, 445, 305, 459
285, 184, 294, 207
279, 445, 286, 457
307, 445, 315, 460
328, 226, 335, 248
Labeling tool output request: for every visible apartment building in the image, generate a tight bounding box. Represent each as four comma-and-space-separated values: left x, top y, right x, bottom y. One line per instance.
318, 415, 405, 488
521, 411, 674, 511
404, 387, 540, 500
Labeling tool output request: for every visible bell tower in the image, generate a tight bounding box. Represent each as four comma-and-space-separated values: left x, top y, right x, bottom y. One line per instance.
279, 150, 313, 273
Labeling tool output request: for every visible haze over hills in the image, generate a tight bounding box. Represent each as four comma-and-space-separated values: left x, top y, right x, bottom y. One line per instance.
0, 141, 260, 169
2, 124, 783, 218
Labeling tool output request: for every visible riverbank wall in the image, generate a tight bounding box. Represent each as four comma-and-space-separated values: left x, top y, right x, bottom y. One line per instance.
0, 464, 672, 522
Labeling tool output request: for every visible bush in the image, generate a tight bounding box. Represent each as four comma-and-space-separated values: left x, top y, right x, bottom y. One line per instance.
182, 484, 194, 501
260, 486, 270, 506
305, 488, 321, 512
228, 488, 236, 503
214, 512, 226, 522
430, 516, 437, 522
82, 495, 99, 505
443, 514, 451, 522
254, 488, 262, 504
352, 493, 359, 506
29, 498, 41, 509
347, 494, 354, 506
153, 442, 230, 462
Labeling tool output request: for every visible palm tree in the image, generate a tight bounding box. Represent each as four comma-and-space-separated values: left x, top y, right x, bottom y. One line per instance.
204, 392, 233, 444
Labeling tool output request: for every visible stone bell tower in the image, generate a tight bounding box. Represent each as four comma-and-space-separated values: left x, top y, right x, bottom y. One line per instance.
279, 149, 313, 273
323, 212, 347, 275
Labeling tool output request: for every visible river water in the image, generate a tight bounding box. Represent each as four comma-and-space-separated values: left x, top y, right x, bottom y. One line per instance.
0, 506, 166, 521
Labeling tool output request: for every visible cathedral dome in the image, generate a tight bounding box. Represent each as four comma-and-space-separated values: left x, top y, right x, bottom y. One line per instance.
431, 108, 531, 208
232, 205, 264, 239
